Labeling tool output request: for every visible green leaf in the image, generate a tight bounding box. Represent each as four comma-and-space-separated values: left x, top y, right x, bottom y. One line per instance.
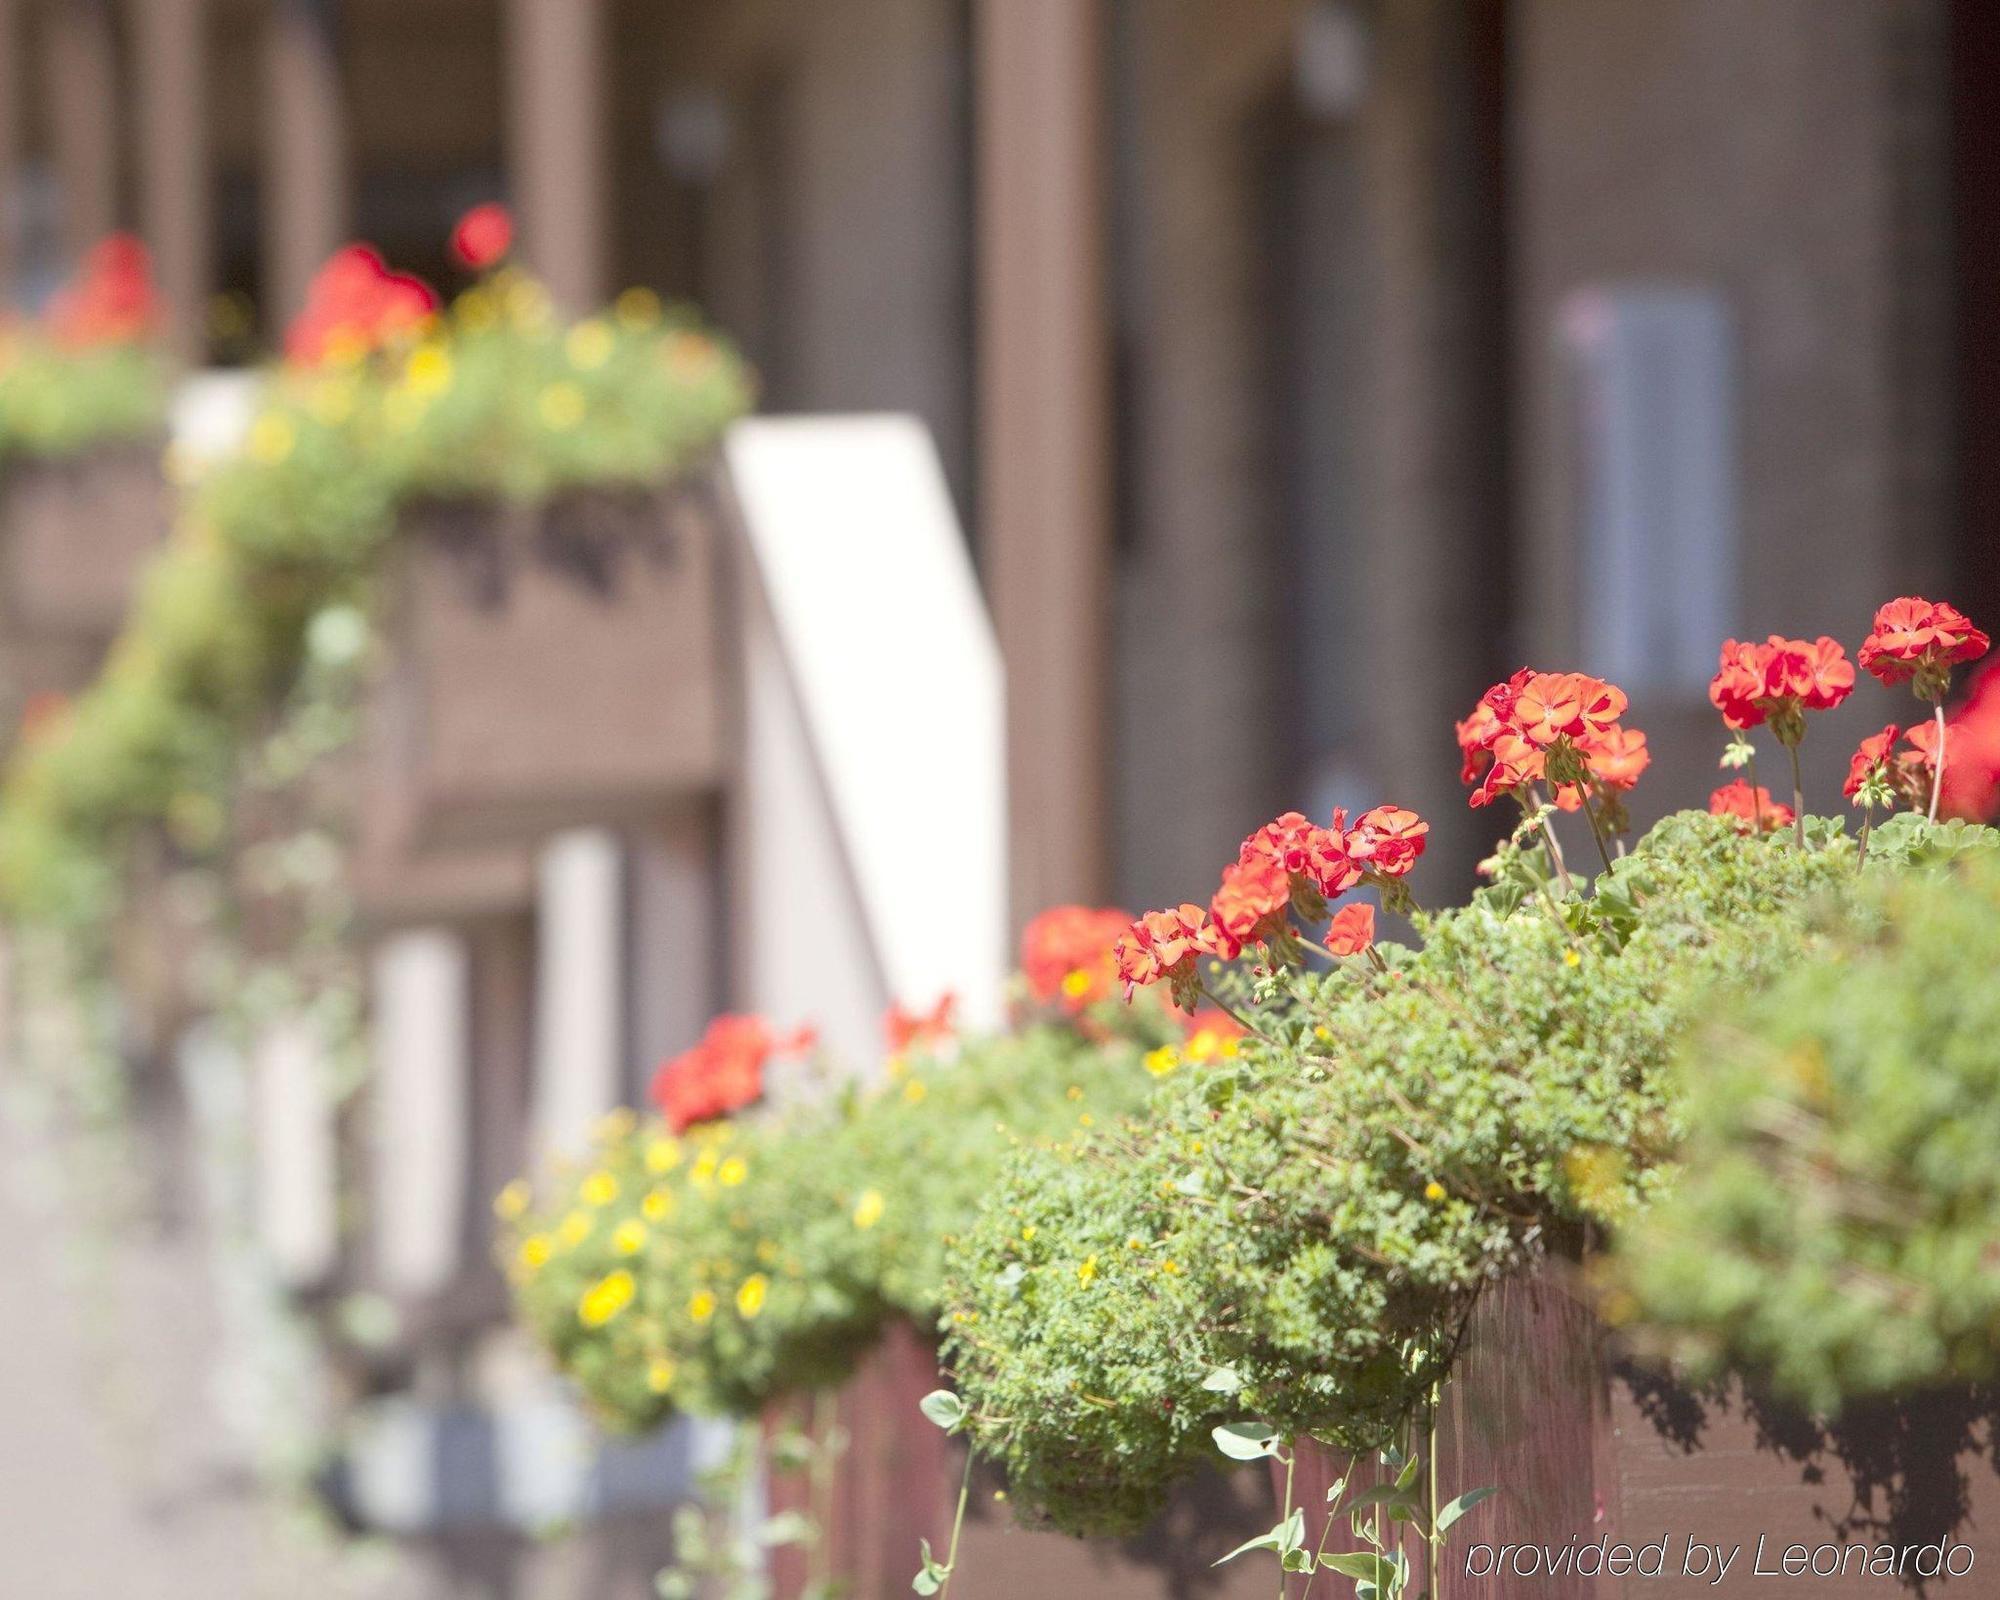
919, 1389, 966, 1433
1436, 1485, 1497, 1532
757, 1510, 815, 1547
1212, 1521, 1289, 1566
1323, 1552, 1397, 1585
1212, 1421, 1282, 1461
1200, 1366, 1243, 1394
1394, 1452, 1422, 1492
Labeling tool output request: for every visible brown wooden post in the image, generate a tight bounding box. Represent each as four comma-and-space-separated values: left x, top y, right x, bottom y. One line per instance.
975, 0, 1113, 925
0, 0, 20, 302
44, 0, 119, 259
130, 0, 211, 363
504, 0, 607, 313
263, 0, 347, 330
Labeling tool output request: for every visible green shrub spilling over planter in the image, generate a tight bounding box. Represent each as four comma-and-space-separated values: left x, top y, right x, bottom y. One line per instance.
1609, 834, 2000, 1412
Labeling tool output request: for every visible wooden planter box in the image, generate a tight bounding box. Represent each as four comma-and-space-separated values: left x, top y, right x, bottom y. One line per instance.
0, 442, 170, 696
359, 480, 727, 858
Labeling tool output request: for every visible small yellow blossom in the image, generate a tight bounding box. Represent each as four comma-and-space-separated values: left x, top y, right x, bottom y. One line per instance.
615, 286, 663, 329
580, 1171, 619, 1208
1424, 1181, 1447, 1202
1563, 948, 1582, 968
1076, 1255, 1099, 1286
1185, 1028, 1238, 1064
518, 1235, 552, 1273
736, 1274, 769, 1319
596, 1107, 636, 1143
690, 1150, 719, 1188
644, 1136, 683, 1174
1077, 1112, 1094, 1128
1126, 1236, 1144, 1251
566, 319, 615, 369
717, 1155, 748, 1188
1066, 1085, 1084, 1102
902, 1078, 928, 1105
1160, 1259, 1182, 1276
493, 1179, 531, 1222
248, 413, 296, 464
852, 1188, 885, 1230
613, 1220, 648, 1255
557, 1210, 593, 1248
689, 1289, 717, 1323
1020, 1225, 1037, 1243
404, 343, 453, 397
538, 380, 586, 430
642, 1188, 674, 1224
647, 1356, 677, 1394
1143, 1046, 1179, 1077
1059, 968, 1093, 1001
579, 1269, 635, 1328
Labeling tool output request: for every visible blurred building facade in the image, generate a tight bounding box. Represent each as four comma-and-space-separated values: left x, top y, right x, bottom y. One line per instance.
2, 0, 1994, 912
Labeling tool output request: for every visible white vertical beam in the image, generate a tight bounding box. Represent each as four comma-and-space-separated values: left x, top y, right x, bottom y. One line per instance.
252, 1016, 339, 1286
370, 929, 470, 1298
532, 829, 624, 1158
625, 807, 719, 1078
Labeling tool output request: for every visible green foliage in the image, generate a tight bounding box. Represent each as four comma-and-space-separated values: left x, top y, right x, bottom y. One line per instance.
0, 280, 749, 928
939, 814, 1917, 1536
0, 337, 167, 459
1609, 845, 2000, 1411
504, 1022, 1167, 1429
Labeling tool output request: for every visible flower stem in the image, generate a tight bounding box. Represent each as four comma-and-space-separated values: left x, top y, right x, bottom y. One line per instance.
1786, 741, 1806, 850
1858, 814, 1872, 870
1278, 1446, 1296, 1600
1583, 798, 1616, 877
1930, 701, 1947, 824
937, 1445, 973, 1600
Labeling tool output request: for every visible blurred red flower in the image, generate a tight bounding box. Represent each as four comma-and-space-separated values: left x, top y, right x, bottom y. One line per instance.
1019, 904, 1132, 1012
45, 234, 159, 347
285, 243, 439, 366
1708, 779, 1793, 834
1325, 902, 1375, 957
884, 992, 956, 1055
648, 1014, 813, 1133
1843, 724, 1901, 800
450, 203, 514, 272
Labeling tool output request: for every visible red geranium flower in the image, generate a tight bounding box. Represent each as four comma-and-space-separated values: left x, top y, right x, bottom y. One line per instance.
1858, 597, 1990, 693
1019, 905, 1132, 1013
285, 243, 439, 366
1468, 730, 1545, 808
1324, 902, 1375, 958
1709, 636, 1854, 732
1344, 805, 1428, 879
1114, 905, 1215, 1008
1708, 779, 1793, 834
1843, 725, 1901, 801
1511, 672, 1627, 749
1583, 726, 1650, 791
45, 234, 159, 347
1208, 853, 1292, 959
648, 1014, 814, 1134
884, 992, 955, 1055
450, 202, 514, 272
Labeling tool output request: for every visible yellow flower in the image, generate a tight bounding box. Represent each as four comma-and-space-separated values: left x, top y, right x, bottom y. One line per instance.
689, 1289, 717, 1323
641, 1188, 674, 1224
902, 1078, 928, 1105
1185, 1028, 1239, 1064
1077, 1112, 1094, 1128
736, 1274, 769, 1319
538, 380, 586, 430
852, 1188, 885, 1230
517, 1235, 552, 1273
1059, 968, 1093, 1001
1159, 1258, 1182, 1276
1065, 1085, 1084, 1102
1424, 1181, 1447, 1202
596, 1107, 636, 1143
248, 412, 296, 465
493, 1179, 531, 1222
580, 1171, 619, 1208
689, 1150, 719, 1188
404, 343, 453, 397
1563, 948, 1582, 968
613, 1220, 648, 1256
1076, 1256, 1098, 1286
1020, 1225, 1037, 1243
615, 286, 663, 329
579, 1269, 636, 1328
566, 319, 615, 369
1143, 1046, 1179, 1077
717, 1155, 748, 1188
647, 1356, 677, 1395
644, 1136, 683, 1174
556, 1210, 593, 1248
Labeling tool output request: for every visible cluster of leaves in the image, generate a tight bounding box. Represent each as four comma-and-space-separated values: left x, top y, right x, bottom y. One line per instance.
0, 333, 167, 460
503, 1019, 1172, 1430
1607, 825, 2000, 1411
937, 813, 1943, 1537
0, 279, 749, 927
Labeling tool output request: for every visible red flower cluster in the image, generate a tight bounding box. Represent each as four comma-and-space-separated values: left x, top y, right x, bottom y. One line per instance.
884, 992, 956, 1055
1114, 804, 1421, 1005
1708, 779, 1793, 834
1020, 905, 1132, 1013
1925, 664, 2000, 819
450, 203, 514, 273
285, 244, 439, 366
1458, 669, 1647, 813
1843, 725, 1903, 802
1858, 598, 1990, 696
1708, 635, 1854, 737
44, 234, 159, 348
648, 1015, 814, 1134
